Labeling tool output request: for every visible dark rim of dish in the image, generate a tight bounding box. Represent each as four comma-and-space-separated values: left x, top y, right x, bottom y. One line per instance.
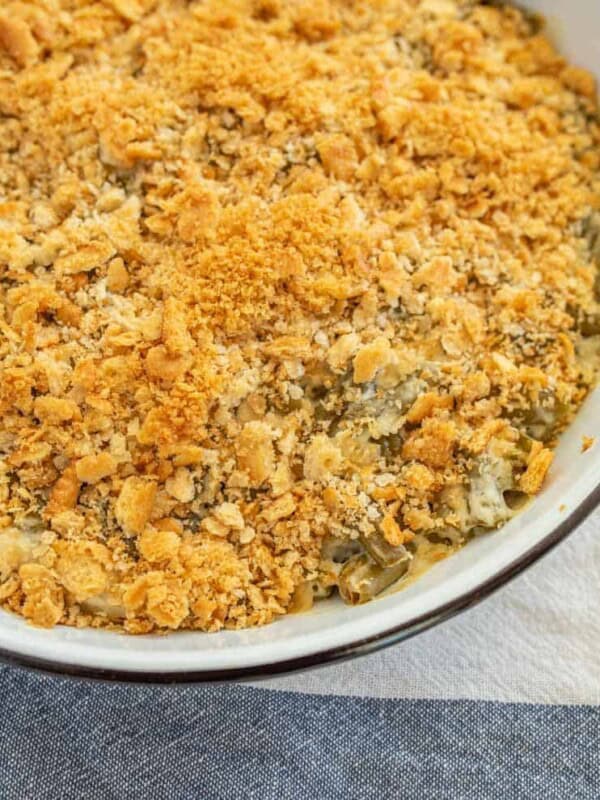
0, 478, 598, 684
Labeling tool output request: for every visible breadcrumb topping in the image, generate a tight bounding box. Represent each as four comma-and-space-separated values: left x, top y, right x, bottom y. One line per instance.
0, 0, 599, 632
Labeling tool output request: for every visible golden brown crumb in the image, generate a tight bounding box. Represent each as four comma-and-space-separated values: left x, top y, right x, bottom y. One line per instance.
19, 565, 64, 628
0, 13, 39, 68
115, 478, 158, 535
44, 465, 80, 518
520, 447, 554, 494
582, 436, 595, 453
0, 0, 599, 632
138, 528, 181, 563
55, 541, 109, 603
76, 453, 117, 485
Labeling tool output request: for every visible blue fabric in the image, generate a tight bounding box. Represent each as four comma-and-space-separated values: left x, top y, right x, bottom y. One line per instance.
0, 665, 599, 799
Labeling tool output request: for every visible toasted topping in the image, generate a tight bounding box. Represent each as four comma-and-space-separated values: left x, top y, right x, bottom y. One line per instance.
304, 436, 343, 482
520, 447, 554, 494
75, 453, 117, 485
115, 478, 157, 535
213, 502, 245, 531
402, 420, 457, 470
237, 422, 275, 486
165, 468, 195, 503
406, 393, 453, 425
19, 565, 64, 628
353, 339, 393, 384
33, 397, 80, 424
55, 541, 108, 602
0, 14, 38, 68
45, 465, 80, 518
582, 436, 595, 453
138, 528, 181, 563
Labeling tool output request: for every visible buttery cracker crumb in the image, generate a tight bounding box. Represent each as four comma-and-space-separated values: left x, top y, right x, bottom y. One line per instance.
379, 514, 412, 547
115, 478, 157, 535
19, 564, 64, 628
237, 422, 275, 486
45, 465, 80, 518
582, 436, 595, 453
55, 541, 108, 602
353, 338, 392, 384
34, 397, 80, 424
0, 14, 39, 68
262, 493, 296, 523
304, 436, 343, 482
165, 468, 195, 503
138, 528, 181, 563
520, 448, 554, 495
213, 502, 245, 531
76, 453, 117, 484
106, 258, 130, 293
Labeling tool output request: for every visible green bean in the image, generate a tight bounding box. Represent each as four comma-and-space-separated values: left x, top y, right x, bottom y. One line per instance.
510, 391, 569, 442
360, 529, 410, 568
338, 553, 410, 605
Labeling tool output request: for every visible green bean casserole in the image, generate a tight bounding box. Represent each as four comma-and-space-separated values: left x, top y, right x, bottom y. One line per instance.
0, 0, 599, 632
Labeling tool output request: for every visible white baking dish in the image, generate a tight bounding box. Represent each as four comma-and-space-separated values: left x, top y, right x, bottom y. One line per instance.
1, 0, 599, 681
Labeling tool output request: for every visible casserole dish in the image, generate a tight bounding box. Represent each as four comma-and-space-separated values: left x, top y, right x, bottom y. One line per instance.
0, 0, 599, 681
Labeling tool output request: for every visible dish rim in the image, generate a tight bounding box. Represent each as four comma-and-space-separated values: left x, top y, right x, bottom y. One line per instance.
1, 477, 598, 684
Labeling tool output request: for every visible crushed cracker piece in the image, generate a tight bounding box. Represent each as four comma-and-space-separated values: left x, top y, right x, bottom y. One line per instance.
582, 436, 595, 453
115, 477, 157, 535
353, 337, 392, 384
520, 448, 554, 495
0, 14, 38, 68
138, 528, 181, 563
75, 453, 117, 484
45, 465, 80, 518
237, 422, 275, 486
20, 564, 64, 628
304, 436, 342, 482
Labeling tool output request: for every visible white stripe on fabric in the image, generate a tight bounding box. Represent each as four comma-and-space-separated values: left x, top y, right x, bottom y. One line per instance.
261, 510, 600, 705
